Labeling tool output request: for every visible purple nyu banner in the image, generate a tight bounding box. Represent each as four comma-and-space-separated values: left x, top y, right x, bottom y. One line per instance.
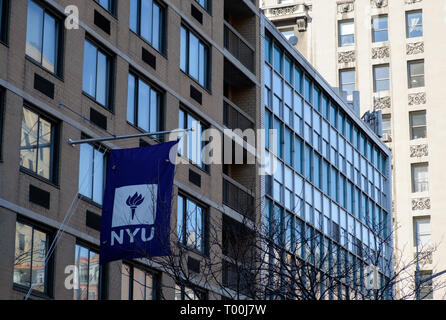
99, 141, 178, 264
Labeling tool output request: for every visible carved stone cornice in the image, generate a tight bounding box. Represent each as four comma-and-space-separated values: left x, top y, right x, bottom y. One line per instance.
374, 96, 391, 110
405, 0, 422, 5
337, 0, 355, 13
269, 5, 301, 17
372, 46, 390, 59
410, 144, 428, 158
338, 51, 355, 63
408, 92, 426, 105
371, 0, 388, 8
407, 42, 424, 55
412, 197, 431, 211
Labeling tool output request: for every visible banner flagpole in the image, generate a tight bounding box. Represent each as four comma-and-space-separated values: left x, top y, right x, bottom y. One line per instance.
67, 128, 193, 146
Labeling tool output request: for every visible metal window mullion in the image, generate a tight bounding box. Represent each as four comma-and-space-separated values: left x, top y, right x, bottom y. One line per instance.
40, 10, 46, 65
86, 249, 91, 299
35, 115, 41, 175
91, 145, 95, 199
29, 226, 35, 289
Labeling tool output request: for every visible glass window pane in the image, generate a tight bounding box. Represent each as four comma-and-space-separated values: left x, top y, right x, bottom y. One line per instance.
189, 32, 199, 80
42, 13, 57, 73
26, 0, 44, 63
149, 89, 159, 132
14, 222, 33, 288
145, 273, 154, 300
130, 0, 138, 32
88, 251, 100, 300
121, 264, 130, 300
152, 3, 160, 50
96, 51, 108, 106
127, 74, 136, 124
93, 149, 104, 205
79, 144, 93, 198
83, 41, 97, 97
74, 245, 89, 300
37, 117, 52, 180
180, 27, 187, 72
177, 195, 184, 242
198, 42, 207, 87
140, 0, 153, 43
20, 108, 39, 174
273, 44, 282, 73
138, 79, 150, 131
407, 11, 423, 38
133, 267, 145, 300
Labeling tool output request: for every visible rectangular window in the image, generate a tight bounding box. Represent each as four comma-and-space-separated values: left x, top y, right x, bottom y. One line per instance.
410, 111, 427, 140
78, 142, 107, 205
14, 221, 51, 295
195, 0, 210, 12
413, 217, 431, 247
20, 106, 58, 183
373, 64, 390, 92
339, 69, 355, 101
178, 108, 208, 171
121, 263, 158, 300
95, 0, 115, 14
338, 20, 354, 47
411, 163, 428, 193
82, 39, 113, 109
0, 0, 8, 43
382, 114, 391, 136
130, 0, 166, 53
175, 284, 206, 300
305, 145, 312, 182
177, 194, 207, 254
372, 15, 388, 42
127, 73, 162, 133
26, 0, 62, 75
406, 10, 423, 38
408, 60, 425, 88
74, 244, 101, 300
419, 271, 433, 300
180, 25, 210, 89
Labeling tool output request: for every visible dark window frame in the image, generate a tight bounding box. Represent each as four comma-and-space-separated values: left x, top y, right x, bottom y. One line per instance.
82, 37, 115, 111
406, 10, 423, 39
339, 68, 356, 101
371, 14, 388, 43
94, 0, 117, 16
73, 242, 106, 300
25, 0, 64, 77
180, 23, 211, 91
126, 70, 165, 135
411, 162, 429, 193
175, 283, 207, 300
407, 59, 425, 89
13, 217, 54, 298
195, 0, 211, 13
373, 64, 390, 93
176, 192, 209, 256
20, 103, 60, 185
409, 110, 427, 140
0, 0, 9, 44
129, 0, 167, 54
121, 261, 160, 300
178, 106, 210, 173
78, 134, 109, 206
338, 19, 355, 47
